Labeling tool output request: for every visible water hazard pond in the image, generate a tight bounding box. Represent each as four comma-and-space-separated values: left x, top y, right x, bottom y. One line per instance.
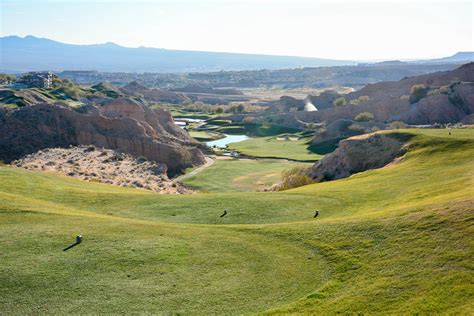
206, 134, 249, 147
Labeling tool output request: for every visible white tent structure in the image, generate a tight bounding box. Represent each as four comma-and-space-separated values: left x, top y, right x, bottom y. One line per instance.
303, 99, 318, 112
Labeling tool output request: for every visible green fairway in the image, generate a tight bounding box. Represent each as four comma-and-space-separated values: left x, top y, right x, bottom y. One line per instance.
0, 128, 473, 314
188, 130, 223, 141
168, 109, 219, 120
182, 158, 310, 192
228, 136, 323, 161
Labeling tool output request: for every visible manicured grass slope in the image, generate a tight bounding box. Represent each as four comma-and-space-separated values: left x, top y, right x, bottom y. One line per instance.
228, 136, 322, 161
182, 158, 311, 192
0, 129, 473, 314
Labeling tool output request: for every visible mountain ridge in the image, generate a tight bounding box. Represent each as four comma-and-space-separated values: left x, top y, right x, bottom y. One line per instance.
0, 35, 356, 73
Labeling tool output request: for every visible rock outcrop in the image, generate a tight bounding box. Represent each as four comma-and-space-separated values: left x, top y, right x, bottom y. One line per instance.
305, 90, 340, 111
120, 81, 188, 104
0, 99, 206, 174
311, 119, 387, 145
15, 146, 191, 194
310, 133, 410, 182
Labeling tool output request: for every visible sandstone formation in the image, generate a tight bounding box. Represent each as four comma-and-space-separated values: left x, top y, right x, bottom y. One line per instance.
15, 146, 191, 194
309, 133, 410, 182
305, 90, 340, 111
0, 98, 206, 174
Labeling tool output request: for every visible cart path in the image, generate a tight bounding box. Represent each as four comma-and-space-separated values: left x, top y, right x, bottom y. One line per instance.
175, 157, 214, 182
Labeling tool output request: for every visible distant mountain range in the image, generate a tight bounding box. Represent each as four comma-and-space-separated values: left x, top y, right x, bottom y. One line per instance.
415, 52, 474, 64
1, 36, 472, 73
0, 35, 356, 73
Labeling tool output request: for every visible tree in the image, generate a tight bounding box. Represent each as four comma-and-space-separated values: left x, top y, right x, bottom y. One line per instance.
215, 107, 224, 114
348, 124, 366, 132
236, 103, 245, 113
229, 103, 245, 114
333, 97, 347, 107
388, 121, 407, 129
354, 112, 375, 122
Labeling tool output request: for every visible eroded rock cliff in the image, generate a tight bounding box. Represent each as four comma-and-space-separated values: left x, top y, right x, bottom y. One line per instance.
0, 99, 205, 174
310, 133, 411, 182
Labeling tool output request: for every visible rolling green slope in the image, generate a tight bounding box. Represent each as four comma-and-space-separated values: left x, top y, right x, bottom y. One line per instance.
0, 129, 473, 314
227, 135, 323, 161
182, 158, 311, 192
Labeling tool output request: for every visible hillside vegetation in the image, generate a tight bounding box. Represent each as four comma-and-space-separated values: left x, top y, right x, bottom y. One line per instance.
0, 129, 473, 314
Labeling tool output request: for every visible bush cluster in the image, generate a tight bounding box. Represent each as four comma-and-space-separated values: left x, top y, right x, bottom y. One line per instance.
354, 112, 375, 122
409, 84, 428, 104
275, 166, 314, 191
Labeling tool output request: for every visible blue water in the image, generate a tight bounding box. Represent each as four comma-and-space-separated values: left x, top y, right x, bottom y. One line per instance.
206, 134, 249, 147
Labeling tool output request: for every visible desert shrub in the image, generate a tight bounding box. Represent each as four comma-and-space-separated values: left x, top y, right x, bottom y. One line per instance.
354, 112, 375, 122
427, 85, 450, 97
350, 95, 370, 105
244, 104, 266, 113
137, 156, 148, 163
427, 88, 441, 96
388, 121, 408, 129
84, 145, 96, 152
439, 86, 449, 94
242, 116, 256, 124
261, 121, 272, 129
409, 84, 428, 104
275, 166, 314, 191
333, 97, 347, 107
348, 124, 366, 132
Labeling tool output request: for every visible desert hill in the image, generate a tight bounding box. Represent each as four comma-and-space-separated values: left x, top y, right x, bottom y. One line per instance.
253, 63, 474, 130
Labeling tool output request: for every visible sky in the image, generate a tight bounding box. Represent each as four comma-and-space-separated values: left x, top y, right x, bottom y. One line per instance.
1, 0, 473, 60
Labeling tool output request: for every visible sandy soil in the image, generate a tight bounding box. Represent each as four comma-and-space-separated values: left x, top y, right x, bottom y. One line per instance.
14, 146, 192, 194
